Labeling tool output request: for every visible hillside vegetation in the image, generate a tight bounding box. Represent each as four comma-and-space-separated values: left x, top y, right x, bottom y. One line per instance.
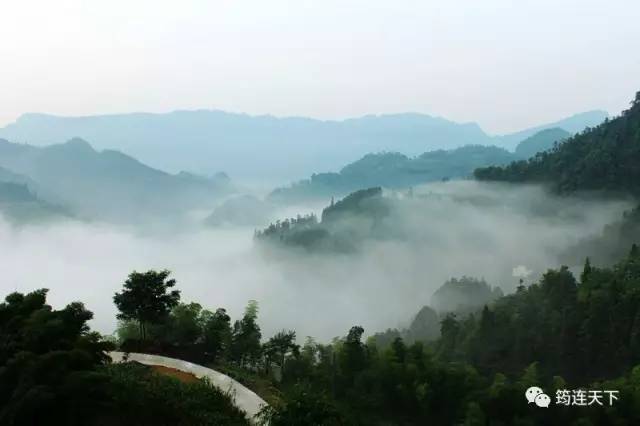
475, 92, 640, 195
270, 145, 515, 203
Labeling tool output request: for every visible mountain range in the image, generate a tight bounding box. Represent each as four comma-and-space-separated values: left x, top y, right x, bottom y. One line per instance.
0, 109, 608, 182
269, 126, 574, 203
0, 138, 232, 224
475, 93, 640, 195
269, 145, 516, 203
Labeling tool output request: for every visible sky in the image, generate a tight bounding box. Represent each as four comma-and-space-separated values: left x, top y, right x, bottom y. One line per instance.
1, 0, 639, 134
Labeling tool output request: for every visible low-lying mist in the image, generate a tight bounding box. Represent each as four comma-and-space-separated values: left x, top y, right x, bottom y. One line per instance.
0, 181, 632, 341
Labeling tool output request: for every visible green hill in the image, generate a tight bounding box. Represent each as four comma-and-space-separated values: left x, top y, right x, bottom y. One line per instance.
256, 187, 389, 252
475, 91, 640, 195
514, 127, 571, 158
270, 145, 515, 203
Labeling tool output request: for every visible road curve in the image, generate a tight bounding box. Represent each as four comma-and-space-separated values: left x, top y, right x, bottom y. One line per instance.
109, 351, 267, 423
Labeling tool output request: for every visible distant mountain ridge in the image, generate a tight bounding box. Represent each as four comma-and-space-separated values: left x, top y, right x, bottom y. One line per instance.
475, 92, 640, 195
269, 145, 516, 203
0, 181, 70, 223
0, 138, 232, 224
493, 110, 608, 149
0, 109, 607, 182
514, 127, 571, 158
269, 123, 599, 203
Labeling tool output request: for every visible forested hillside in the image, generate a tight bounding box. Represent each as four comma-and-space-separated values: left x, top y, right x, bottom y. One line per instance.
0, 288, 249, 425
474, 92, 640, 267
256, 187, 389, 251
514, 127, 571, 159
7, 246, 640, 425
270, 145, 515, 203
475, 92, 640, 195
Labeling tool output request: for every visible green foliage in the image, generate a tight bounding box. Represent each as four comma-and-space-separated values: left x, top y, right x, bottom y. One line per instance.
371, 305, 441, 350
514, 127, 571, 159
253, 214, 327, 250
255, 187, 389, 252
10, 231, 640, 425
256, 385, 345, 426
560, 204, 640, 266
113, 269, 181, 340
0, 288, 251, 425
117, 302, 233, 364
0, 289, 113, 426
202, 308, 232, 361
431, 276, 503, 314
269, 145, 516, 203
102, 362, 249, 426
263, 330, 298, 377
165, 302, 205, 346
255, 246, 640, 424
231, 300, 262, 367
437, 250, 640, 383
475, 91, 640, 195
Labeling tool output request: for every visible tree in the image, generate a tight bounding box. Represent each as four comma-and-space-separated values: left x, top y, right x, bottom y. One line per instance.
231, 300, 262, 366
339, 325, 367, 383
0, 289, 113, 425
113, 270, 180, 340
391, 337, 407, 364
256, 385, 344, 426
463, 402, 486, 426
581, 257, 593, 282
166, 302, 204, 346
202, 308, 232, 361
264, 330, 298, 377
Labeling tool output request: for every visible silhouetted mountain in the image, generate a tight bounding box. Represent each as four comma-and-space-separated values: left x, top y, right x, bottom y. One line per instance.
494, 110, 608, 150
514, 127, 571, 158
204, 195, 275, 227
256, 187, 388, 252
430, 276, 503, 314
0, 181, 69, 223
560, 205, 640, 266
269, 145, 515, 203
0, 109, 606, 181
0, 138, 233, 224
371, 305, 441, 348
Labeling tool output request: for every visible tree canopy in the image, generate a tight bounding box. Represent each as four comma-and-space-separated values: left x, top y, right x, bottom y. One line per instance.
113, 269, 181, 340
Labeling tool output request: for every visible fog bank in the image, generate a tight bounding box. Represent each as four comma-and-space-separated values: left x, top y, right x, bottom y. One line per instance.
0, 181, 631, 341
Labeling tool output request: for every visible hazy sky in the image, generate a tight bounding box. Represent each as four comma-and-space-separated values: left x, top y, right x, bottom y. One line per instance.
1, 0, 639, 133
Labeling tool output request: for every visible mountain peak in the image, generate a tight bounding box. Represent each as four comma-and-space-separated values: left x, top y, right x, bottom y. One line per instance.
62, 137, 95, 151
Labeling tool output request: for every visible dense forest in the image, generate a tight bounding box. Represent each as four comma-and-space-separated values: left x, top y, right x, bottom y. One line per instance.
255, 187, 390, 252
5, 244, 640, 425
0, 287, 249, 425
475, 92, 640, 268
513, 128, 570, 159
475, 92, 640, 195
269, 127, 574, 204
269, 145, 515, 203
